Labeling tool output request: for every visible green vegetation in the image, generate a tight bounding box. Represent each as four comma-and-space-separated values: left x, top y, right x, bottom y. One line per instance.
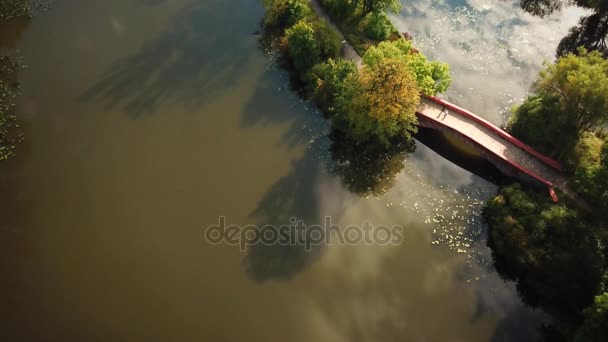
486, 48, 608, 340
362, 39, 451, 95
285, 21, 321, 72
363, 11, 392, 41
263, 0, 312, 29
483, 184, 606, 319
318, 0, 400, 55
573, 292, 608, 342
262, 0, 450, 146
507, 48, 608, 165
519, 0, 608, 57
572, 133, 608, 218
336, 58, 420, 143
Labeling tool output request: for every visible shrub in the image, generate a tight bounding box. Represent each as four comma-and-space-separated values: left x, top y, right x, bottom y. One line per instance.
263, 0, 312, 29
363, 39, 451, 95
506, 93, 579, 162
483, 183, 606, 318
311, 19, 341, 60
335, 58, 421, 144
310, 58, 359, 115
364, 12, 392, 41
285, 20, 321, 73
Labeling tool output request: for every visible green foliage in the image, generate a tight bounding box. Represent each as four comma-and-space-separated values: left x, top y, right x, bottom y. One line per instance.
335, 58, 420, 144
285, 20, 321, 73
0, 55, 21, 161
310, 58, 359, 115
483, 183, 606, 318
311, 19, 341, 61
263, 0, 312, 29
319, 0, 358, 19
364, 11, 392, 41
519, 0, 608, 57
573, 292, 608, 342
534, 48, 608, 134
361, 0, 402, 14
507, 93, 578, 161
572, 133, 608, 215
363, 39, 451, 95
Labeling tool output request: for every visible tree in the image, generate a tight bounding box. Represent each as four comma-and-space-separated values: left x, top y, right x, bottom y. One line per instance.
360, 0, 401, 14
364, 11, 392, 40
483, 183, 606, 318
572, 133, 608, 215
362, 39, 451, 95
285, 20, 321, 72
319, 0, 358, 19
519, 0, 608, 57
311, 19, 341, 61
337, 58, 421, 144
263, 0, 312, 29
533, 48, 608, 134
507, 93, 578, 161
311, 58, 359, 115
573, 292, 608, 342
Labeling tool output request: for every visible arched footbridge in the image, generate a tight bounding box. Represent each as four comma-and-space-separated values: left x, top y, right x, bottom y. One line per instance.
416, 95, 569, 202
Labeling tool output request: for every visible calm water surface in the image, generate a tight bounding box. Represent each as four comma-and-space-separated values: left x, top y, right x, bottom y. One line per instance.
0, 0, 585, 341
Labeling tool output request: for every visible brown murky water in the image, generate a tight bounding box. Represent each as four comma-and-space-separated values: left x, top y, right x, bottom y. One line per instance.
0, 0, 584, 341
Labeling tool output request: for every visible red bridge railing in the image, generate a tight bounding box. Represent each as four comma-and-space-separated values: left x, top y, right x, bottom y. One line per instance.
422, 95, 565, 172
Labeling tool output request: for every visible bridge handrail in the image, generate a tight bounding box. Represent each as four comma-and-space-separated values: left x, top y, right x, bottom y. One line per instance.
416, 111, 554, 188
422, 94, 565, 172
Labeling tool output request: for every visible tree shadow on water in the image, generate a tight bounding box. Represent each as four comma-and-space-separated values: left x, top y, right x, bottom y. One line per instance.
80, 0, 263, 117
243, 145, 328, 282
239, 63, 330, 148
243, 129, 418, 281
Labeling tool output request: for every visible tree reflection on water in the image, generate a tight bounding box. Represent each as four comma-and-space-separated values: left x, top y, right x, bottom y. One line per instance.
329, 129, 415, 197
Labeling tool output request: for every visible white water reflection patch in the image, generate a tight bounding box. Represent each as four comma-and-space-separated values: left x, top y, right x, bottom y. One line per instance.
391, 0, 588, 124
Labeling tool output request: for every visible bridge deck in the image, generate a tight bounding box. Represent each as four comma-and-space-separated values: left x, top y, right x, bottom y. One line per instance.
417, 96, 571, 199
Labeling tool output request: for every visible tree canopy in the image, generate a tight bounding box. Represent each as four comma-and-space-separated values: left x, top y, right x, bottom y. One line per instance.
285, 20, 321, 72
337, 58, 421, 143
507, 48, 608, 167
483, 183, 606, 318
360, 0, 402, 14
572, 133, 608, 216
519, 0, 608, 57
573, 292, 608, 342
534, 48, 608, 133
312, 56, 422, 144
263, 0, 312, 29
363, 39, 451, 95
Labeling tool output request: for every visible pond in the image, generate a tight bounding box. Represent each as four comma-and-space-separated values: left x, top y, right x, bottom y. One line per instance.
0, 0, 585, 340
